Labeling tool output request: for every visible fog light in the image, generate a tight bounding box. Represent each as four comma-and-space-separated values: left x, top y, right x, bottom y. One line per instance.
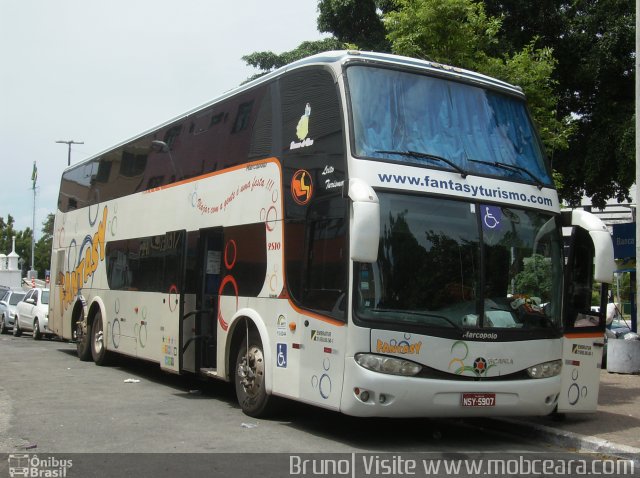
379, 394, 387, 404
360, 390, 370, 402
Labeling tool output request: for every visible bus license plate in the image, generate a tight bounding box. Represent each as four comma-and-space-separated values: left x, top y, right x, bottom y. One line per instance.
461, 393, 496, 407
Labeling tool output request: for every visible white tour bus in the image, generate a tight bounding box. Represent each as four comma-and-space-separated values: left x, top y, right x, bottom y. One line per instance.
49, 51, 614, 418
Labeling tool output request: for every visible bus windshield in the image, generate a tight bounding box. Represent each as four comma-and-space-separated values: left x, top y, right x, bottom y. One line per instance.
347, 65, 552, 186
355, 193, 563, 332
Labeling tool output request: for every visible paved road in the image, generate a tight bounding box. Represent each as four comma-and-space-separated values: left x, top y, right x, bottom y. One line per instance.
2, 333, 628, 477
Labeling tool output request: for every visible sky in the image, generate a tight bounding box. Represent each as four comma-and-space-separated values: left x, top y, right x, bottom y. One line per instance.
0, 0, 327, 243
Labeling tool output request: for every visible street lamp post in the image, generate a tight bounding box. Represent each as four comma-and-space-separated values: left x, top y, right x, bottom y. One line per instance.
56, 140, 84, 166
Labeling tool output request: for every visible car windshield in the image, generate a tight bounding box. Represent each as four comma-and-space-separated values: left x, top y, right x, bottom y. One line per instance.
9, 293, 25, 305
347, 65, 552, 186
354, 193, 563, 332
41, 291, 50, 305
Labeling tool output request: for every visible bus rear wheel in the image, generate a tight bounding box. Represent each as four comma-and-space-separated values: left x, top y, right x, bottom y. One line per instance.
234, 334, 275, 417
91, 312, 109, 366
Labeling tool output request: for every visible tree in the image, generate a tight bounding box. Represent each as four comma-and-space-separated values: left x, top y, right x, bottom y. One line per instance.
483, 0, 635, 208
241, 38, 347, 82
0, 214, 53, 281
35, 214, 54, 279
15, 229, 32, 278
384, 0, 502, 67
513, 254, 553, 302
317, 0, 394, 52
0, 214, 18, 255
384, 0, 572, 155
243, 0, 633, 206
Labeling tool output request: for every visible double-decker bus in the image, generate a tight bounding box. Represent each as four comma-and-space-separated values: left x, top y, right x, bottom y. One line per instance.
49, 51, 614, 418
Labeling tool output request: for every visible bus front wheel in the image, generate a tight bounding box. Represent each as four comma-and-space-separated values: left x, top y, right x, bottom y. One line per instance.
76, 318, 92, 361
234, 334, 275, 417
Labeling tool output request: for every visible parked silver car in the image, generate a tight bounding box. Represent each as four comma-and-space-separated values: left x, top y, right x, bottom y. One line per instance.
14, 287, 51, 339
0, 289, 26, 334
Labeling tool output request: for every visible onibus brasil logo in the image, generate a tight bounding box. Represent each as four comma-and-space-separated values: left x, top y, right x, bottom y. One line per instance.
8, 454, 73, 477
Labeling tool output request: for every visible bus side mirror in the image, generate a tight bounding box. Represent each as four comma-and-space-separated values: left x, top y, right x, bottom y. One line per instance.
563, 209, 616, 283
348, 178, 379, 263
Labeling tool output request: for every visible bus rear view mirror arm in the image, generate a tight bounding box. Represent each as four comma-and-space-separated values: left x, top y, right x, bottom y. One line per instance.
348, 178, 379, 263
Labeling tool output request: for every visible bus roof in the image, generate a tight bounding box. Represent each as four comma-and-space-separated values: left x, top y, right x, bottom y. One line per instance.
64, 50, 524, 173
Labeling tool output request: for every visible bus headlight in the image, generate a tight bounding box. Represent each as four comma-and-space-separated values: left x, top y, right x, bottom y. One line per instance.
355, 353, 422, 376
527, 360, 562, 379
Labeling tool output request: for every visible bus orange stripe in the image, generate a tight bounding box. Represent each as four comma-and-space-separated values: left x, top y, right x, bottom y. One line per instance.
564, 332, 604, 339
143, 157, 280, 193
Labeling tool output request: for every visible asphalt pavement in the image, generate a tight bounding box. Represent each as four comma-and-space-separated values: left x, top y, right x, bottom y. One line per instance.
481, 369, 640, 465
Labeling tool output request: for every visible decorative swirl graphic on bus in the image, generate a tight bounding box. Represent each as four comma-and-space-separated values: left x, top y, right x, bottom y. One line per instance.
218, 239, 239, 332
448, 340, 496, 377
59, 206, 108, 313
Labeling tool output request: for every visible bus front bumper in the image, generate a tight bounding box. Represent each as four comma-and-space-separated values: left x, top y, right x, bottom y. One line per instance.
340, 358, 560, 418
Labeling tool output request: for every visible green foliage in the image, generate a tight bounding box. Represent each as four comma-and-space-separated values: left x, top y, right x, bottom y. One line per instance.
0, 215, 17, 256
384, 0, 572, 155
241, 38, 347, 82
242, 0, 633, 208
513, 254, 553, 302
34, 214, 54, 279
481, 42, 577, 154
483, 0, 635, 208
0, 214, 53, 280
384, 0, 501, 68
318, 0, 392, 51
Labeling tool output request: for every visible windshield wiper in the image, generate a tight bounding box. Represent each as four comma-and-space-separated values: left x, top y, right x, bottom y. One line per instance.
468, 158, 544, 189
372, 308, 462, 330
376, 150, 467, 178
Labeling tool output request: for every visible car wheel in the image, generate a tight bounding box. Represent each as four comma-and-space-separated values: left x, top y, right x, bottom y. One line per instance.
33, 319, 41, 340
0, 314, 6, 334
91, 311, 109, 365
13, 317, 22, 337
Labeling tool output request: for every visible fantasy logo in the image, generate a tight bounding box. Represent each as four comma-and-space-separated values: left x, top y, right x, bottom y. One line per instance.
376, 339, 422, 355
59, 206, 108, 312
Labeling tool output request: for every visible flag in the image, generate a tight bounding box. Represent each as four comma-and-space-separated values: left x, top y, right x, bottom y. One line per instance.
31, 162, 37, 185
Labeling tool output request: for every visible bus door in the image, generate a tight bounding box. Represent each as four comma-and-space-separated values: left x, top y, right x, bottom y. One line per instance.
158, 230, 187, 373
558, 214, 613, 413
194, 227, 223, 371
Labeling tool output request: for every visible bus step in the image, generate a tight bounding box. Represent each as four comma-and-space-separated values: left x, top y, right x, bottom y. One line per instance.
199, 368, 219, 378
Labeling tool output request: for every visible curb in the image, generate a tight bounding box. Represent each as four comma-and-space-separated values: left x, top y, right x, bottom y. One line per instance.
484, 418, 640, 466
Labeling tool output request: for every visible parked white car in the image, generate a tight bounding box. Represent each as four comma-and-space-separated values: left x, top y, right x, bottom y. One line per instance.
0, 289, 27, 333
14, 287, 51, 339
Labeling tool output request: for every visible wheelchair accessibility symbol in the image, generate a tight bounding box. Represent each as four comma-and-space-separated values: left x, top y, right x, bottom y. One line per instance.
277, 343, 287, 368
482, 205, 502, 230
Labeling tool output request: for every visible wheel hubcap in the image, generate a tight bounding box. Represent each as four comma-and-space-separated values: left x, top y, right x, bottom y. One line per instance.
238, 345, 264, 397
94, 326, 103, 354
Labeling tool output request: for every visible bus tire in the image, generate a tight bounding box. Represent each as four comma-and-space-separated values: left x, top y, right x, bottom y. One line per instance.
76, 318, 92, 362
91, 311, 109, 366
234, 334, 275, 417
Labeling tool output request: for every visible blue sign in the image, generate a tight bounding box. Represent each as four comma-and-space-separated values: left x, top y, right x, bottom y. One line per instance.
612, 222, 635, 259
276, 343, 287, 368
481, 205, 502, 232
